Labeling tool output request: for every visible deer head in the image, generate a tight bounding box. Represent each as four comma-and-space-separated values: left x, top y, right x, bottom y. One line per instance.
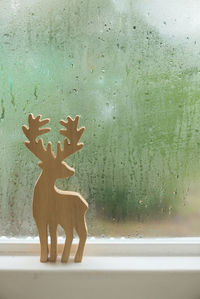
22, 114, 85, 180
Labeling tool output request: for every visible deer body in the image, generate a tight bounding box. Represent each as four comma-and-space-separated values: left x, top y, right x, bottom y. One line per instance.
33, 174, 88, 225
22, 114, 88, 263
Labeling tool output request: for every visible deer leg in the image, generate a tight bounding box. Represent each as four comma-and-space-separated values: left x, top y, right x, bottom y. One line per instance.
49, 224, 57, 262
37, 222, 48, 263
61, 230, 73, 263
74, 217, 87, 263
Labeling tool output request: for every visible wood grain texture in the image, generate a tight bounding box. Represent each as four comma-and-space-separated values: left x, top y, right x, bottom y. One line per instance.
22, 114, 88, 263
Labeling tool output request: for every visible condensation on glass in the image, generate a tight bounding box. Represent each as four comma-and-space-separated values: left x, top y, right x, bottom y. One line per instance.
0, 0, 200, 237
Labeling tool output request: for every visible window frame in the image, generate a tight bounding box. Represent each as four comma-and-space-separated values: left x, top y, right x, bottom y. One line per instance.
1, 237, 200, 298
1, 236, 200, 256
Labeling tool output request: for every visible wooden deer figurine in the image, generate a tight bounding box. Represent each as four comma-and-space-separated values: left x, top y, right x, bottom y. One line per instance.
22, 114, 88, 263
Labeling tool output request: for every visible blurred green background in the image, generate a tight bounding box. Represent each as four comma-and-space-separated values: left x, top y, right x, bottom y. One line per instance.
1, 0, 200, 237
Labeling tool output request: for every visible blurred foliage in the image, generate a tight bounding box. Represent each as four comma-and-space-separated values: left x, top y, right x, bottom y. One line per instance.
1, 0, 200, 235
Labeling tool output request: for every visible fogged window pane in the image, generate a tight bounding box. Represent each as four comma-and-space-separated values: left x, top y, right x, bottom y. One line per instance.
1, 0, 200, 237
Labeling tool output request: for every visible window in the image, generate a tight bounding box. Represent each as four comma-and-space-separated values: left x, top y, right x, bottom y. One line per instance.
1, 2, 200, 298
1, 0, 200, 239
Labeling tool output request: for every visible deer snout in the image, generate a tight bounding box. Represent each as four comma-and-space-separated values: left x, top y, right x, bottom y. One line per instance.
61, 161, 75, 178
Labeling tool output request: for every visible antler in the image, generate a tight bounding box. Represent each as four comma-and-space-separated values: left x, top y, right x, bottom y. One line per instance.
22, 113, 52, 161
56, 115, 85, 161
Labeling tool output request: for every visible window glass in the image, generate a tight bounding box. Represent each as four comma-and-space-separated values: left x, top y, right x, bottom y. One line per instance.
1, 0, 200, 237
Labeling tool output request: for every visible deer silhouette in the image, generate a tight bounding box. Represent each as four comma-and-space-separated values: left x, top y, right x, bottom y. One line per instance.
22, 114, 88, 263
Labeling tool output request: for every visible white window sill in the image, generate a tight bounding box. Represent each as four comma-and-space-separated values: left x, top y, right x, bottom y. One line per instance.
1, 238, 200, 299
